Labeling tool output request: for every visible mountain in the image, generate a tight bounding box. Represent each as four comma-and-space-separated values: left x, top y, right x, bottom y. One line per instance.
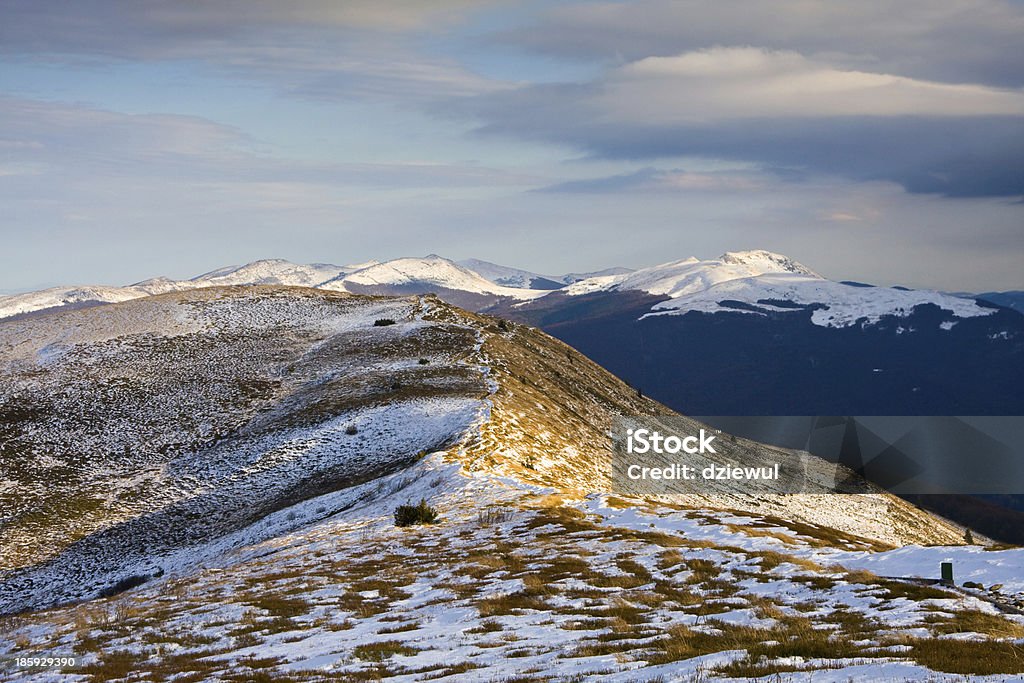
0, 259, 356, 321
492, 251, 1024, 416
4, 286, 1023, 681
559, 250, 992, 328
0, 255, 551, 322
457, 258, 565, 290
457, 258, 633, 289
974, 290, 1024, 314
558, 265, 635, 284
187, 258, 347, 288
322, 255, 550, 311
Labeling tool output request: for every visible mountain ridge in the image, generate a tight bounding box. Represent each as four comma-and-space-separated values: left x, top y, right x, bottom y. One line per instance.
2, 250, 1015, 329
0, 286, 964, 615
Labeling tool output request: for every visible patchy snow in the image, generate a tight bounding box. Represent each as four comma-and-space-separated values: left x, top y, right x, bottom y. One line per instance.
648, 272, 995, 327
3, 474, 1020, 682
1, 284, 1020, 682
457, 258, 558, 289
0, 289, 492, 613
824, 545, 1024, 596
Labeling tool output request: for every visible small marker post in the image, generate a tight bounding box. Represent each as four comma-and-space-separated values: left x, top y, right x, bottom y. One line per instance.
940, 561, 954, 586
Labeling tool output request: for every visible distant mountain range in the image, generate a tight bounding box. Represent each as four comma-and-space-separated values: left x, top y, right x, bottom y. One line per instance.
0, 255, 624, 321
1, 250, 1013, 326
2, 250, 1021, 417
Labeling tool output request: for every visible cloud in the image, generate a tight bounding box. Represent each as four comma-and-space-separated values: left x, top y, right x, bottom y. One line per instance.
464, 48, 1024, 197
0, 94, 546, 288
538, 167, 767, 193
0, 1, 495, 57
0, 96, 534, 187
0, 1, 507, 102
498, 0, 1024, 87
600, 48, 1024, 122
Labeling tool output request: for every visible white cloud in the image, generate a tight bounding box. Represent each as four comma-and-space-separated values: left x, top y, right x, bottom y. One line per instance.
598, 48, 1024, 124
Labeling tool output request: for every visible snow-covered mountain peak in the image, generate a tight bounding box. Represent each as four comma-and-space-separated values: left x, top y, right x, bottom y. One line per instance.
342, 255, 488, 287
191, 259, 345, 288
457, 258, 564, 290
718, 249, 821, 278
0, 251, 1013, 329
594, 251, 820, 299
327, 255, 549, 300
556, 249, 998, 328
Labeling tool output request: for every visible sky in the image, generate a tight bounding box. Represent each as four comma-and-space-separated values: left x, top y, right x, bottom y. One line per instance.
1, 0, 1022, 293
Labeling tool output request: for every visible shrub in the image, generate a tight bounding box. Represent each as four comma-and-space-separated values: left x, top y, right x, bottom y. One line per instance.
418, 358, 430, 365
345, 424, 358, 435
394, 499, 439, 527
374, 318, 396, 326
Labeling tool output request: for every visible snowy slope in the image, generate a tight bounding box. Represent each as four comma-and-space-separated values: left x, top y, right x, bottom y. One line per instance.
558, 265, 634, 284
457, 258, 563, 289
323, 255, 550, 300
3, 458, 1019, 682
565, 250, 819, 297
650, 272, 996, 327
565, 250, 995, 328
0, 260, 354, 320
0, 284, 158, 320
0, 287, 492, 612
188, 259, 346, 288
457, 259, 634, 289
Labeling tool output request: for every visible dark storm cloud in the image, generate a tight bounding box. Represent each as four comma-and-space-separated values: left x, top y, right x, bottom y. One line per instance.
463, 48, 1024, 198
514, 115, 1024, 198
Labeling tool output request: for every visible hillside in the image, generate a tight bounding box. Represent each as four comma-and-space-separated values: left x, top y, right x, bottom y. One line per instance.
3, 287, 1023, 681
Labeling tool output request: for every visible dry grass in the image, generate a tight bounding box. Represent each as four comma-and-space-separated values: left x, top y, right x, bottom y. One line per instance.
683, 558, 720, 584
351, 640, 420, 662
477, 590, 554, 617
753, 550, 826, 573
925, 609, 1024, 639
842, 567, 881, 584
901, 638, 1024, 675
